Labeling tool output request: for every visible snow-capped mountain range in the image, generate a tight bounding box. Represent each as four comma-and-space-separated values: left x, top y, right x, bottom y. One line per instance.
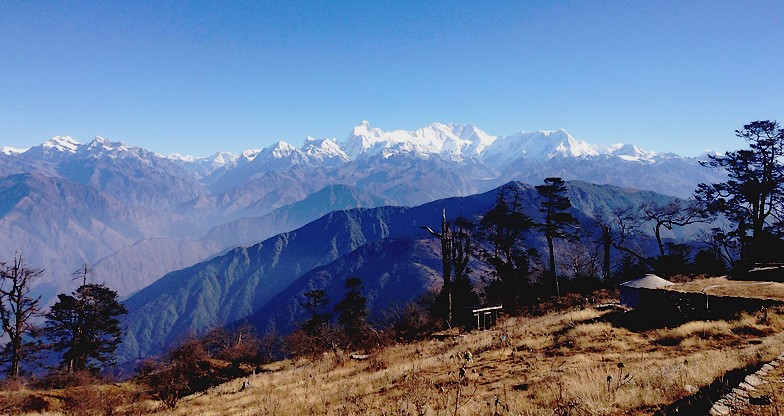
3, 121, 677, 174
182, 121, 670, 171
0, 121, 725, 304
168, 121, 665, 169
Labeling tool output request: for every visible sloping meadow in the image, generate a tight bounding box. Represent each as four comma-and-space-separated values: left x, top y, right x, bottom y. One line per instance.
127, 305, 784, 414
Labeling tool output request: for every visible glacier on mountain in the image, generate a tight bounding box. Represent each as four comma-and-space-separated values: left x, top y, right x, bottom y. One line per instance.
301, 137, 350, 164
341, 120, 497, 161
1, 146, 28, 155
42, 136, 81, 153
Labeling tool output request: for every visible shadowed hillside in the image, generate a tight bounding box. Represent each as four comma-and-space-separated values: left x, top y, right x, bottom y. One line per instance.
118, 181, 707, 362
246, 238, 443, 335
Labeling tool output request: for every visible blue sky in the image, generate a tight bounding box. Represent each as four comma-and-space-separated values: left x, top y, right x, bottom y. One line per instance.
1, 1, 782, 157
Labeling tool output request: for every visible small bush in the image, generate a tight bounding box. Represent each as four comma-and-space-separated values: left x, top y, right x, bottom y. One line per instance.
0, 392, 50, 414
285, 325, 348, 358
61, 385, 136, 416
0, 376, 24, 391
136, 322, 281, 408
138, 336, 230, 408
393, 302, 437, 342
33, 369, 99, 389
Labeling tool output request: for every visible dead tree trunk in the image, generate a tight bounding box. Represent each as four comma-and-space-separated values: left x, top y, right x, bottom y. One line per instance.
422, 209, 452, 327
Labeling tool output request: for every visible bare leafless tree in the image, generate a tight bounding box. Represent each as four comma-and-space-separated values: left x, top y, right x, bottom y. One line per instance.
600, 207, 655, 270
0, 253, 43, 377
641, 200, 710, 258
555, 237, 601, 280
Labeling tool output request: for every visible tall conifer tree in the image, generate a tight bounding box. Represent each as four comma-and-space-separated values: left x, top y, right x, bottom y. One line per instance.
45, 279, 127, 372
536, 177, 577, 296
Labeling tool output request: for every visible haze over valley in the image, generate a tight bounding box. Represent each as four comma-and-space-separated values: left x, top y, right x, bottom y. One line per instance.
0, 122, 723, 301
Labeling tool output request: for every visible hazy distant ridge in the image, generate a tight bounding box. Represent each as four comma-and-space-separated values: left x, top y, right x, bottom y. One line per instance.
0, 122, 724, 304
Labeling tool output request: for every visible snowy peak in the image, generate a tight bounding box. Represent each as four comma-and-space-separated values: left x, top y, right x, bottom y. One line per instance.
301, 137, 349, 164
167, 153, 198, 163
481, 129, 608, 168
85, 136, 123, 155
8, 124, 668, 176
281, 140, 300, 155
248, 141, 309, 171
169, 149, 261, 178
342, 121, 496, 161
205, 151, 239, 166
80, 137, 163, 162
197, 151, 239, 166
1, 146, 28, 155
450, 124, 497, 155
19, 135, 162, 163
18, 136, 83, 162
88, 136, 114, 149
169, 151, 243, 165
85, 136, 137, 153
343, 121, 388, 159
240, 149, 261, 161
525, 129, 599, 158
609, 143, 658, 162
42, 136, 81, 153
552, 130, 600, 158
253, 138, 351, 169
352, 120, 374, 136
260, 141, 298, 160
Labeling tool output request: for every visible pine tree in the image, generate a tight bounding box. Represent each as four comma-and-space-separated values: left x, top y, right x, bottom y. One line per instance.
301, 289, 330, 334
44, 282, 127, 372
614, 254, 651, 282
478, 185, 537, 311
334, 277, 369, 346
696, 120, 784, 264
535, 177, 577, 296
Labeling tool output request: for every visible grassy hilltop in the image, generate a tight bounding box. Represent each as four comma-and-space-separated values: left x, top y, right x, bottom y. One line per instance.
6, 288, 784, 415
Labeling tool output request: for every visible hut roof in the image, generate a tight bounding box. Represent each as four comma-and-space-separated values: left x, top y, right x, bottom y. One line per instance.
620, 274, 675, 289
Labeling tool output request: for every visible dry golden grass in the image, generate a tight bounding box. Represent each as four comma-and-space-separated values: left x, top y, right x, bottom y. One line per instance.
7, 305, 784, 415
654, 311, 784, 349
667, 276, 784, 300
0, 382, 158, 415
145, 305, 784, 416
